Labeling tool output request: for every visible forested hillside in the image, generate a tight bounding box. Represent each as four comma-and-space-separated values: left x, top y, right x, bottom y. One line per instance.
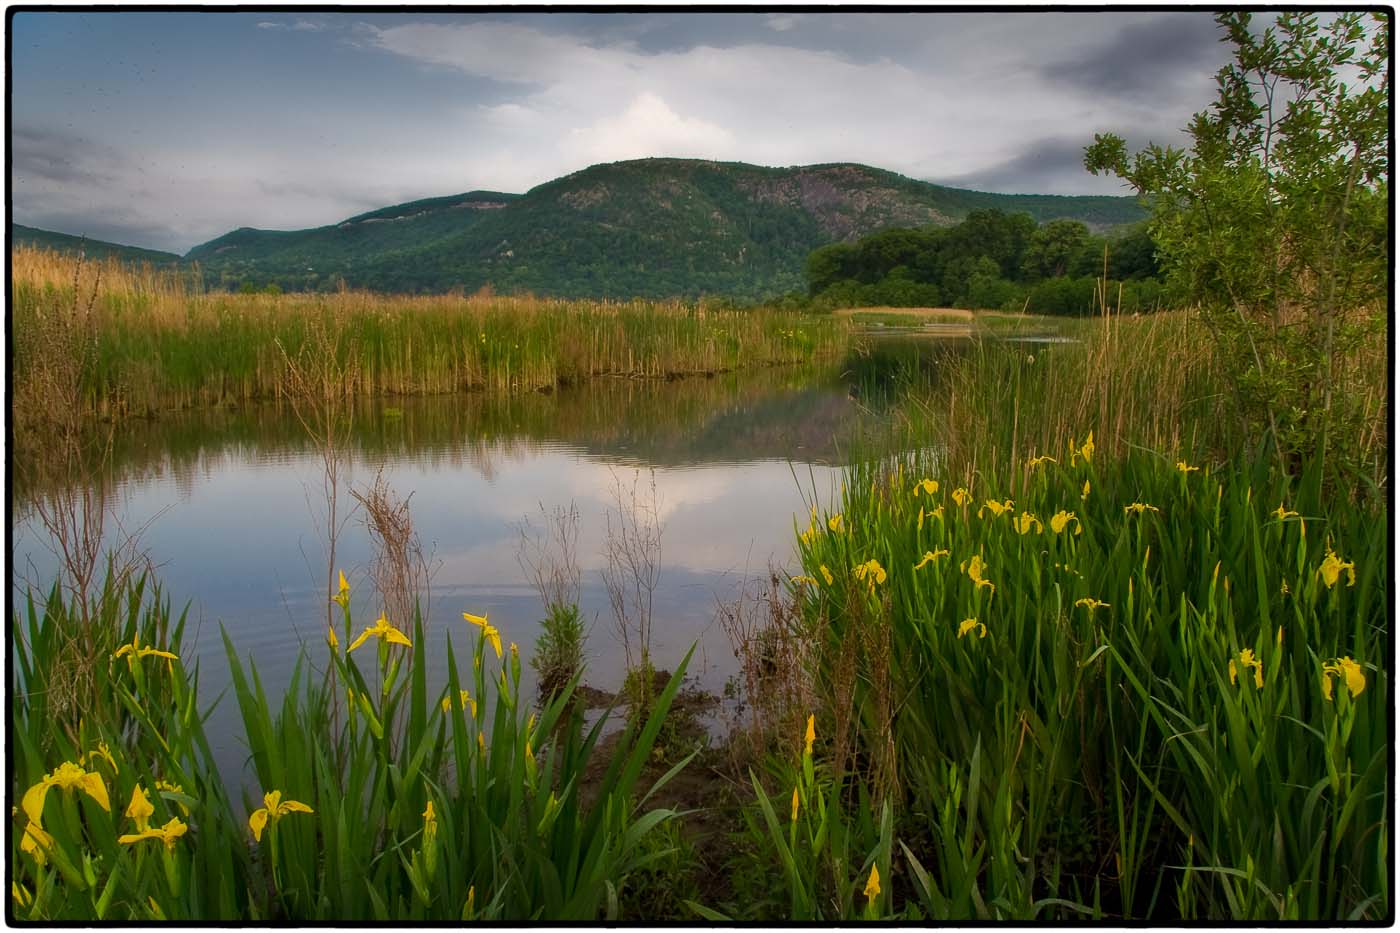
185, 158, 1144, 299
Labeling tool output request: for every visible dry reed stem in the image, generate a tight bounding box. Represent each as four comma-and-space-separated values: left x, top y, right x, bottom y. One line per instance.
353, 470, 432, 633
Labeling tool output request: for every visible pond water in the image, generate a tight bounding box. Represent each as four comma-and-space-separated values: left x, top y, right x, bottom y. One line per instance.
13, 352, 930, 785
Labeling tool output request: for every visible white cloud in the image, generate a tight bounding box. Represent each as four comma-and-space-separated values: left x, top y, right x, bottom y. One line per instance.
362, 17, 1163, 195
565, 93, 735, 165
767, 14, 797, 32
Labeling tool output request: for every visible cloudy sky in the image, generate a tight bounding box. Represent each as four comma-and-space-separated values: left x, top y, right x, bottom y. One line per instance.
11, 9, 1236, 254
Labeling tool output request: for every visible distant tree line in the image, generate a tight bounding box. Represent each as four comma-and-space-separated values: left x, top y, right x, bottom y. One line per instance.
803, 210, 1175, 315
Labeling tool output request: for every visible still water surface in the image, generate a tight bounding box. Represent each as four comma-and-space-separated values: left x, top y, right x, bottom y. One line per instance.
13, 359, 915, 783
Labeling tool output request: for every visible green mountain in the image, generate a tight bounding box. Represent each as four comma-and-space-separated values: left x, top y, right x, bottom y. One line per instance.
186, 159, 1145, 299
12, 224, 182, 265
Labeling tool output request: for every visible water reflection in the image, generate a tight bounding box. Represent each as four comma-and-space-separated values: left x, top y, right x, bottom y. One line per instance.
14, 358, 924, 783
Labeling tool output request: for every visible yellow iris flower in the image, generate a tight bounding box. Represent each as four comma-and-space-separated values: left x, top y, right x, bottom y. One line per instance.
1028, 454, 1057, 468
1123, 502, 1160, 515
1228, 648, 1264, 689
865, 864, 881, 900
791, 787, 800, 822
1074, 597, 1110, 612
957, 618, 987, 639
248, 790, 314, 842
914, 549, 949, 570
951, 487, 972, 508
1317, 547, 1356, 588
978, 498, 1014, 519
348, 612, 413, 652
1273, 504, 1300, 521
423, 799, 438, 844
1321, 656, 1366, 700
126, 784, 155, 832
332, 569, 351, 608
960, 555, 994, 593
790, 574, 819, 588
854, 559, 887, 587
441, 689, 477, 717
912, 478, 939, 497
1077, 431, 1095, 464
19, 822, 54, 865
113, 631, 179, 672
1014, 511, 1043, 535
464, 611, 503, 658
83, 741, 117, 773
819, 565, 834, 586
804, 714, 815, 756
1049, 510, 1080, 534
23, 761, 111, 824
1176, 461, 1200, 473
828, 513, 845, 533
118, 816, 188, 852
156, 779, 190, 816
1082, 480, 1091, 499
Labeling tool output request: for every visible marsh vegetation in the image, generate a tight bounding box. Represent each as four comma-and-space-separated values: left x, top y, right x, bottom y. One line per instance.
9, 11, 1389, 923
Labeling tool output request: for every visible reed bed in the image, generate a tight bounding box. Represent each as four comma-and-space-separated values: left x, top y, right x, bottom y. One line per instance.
765, 321, 1389, 921
12, 246, 848, 418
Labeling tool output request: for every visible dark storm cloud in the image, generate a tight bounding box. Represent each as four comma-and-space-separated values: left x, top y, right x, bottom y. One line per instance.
16, 206, 185, 254
11, 125, 121, 186
932, 137, 1106, 195
933, 132, 1182, 196
1040, 13, 1227, 101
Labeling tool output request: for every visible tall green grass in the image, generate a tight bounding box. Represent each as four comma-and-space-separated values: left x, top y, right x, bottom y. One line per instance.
776, 321, 1388, 920
12, 246, 848, 418
11, 572, 697, 921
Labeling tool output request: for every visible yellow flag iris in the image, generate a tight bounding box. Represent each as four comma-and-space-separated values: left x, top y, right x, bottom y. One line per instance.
118, 816, 188, 852
914, 549, 949, 570
113, 631, 179, 672
23, 761, 110, 824
248, 790, 314, 842
332, 569, 351, 608
348, 612, 412, 652
126, 784, 155, 833
1317, 547, 1356, 588
464, 611, 503, 658
960, 555, 995, 595
1228, 648, 1264, 689
957, 618, 987, 639
865, 864, 881, 900
1321, 656, 1365, 700
978, 498, 1014, 519
854, 559, 887, 587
